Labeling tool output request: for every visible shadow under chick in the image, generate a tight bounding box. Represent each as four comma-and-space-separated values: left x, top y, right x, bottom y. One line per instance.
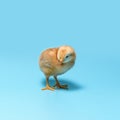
41, 78, 85, 91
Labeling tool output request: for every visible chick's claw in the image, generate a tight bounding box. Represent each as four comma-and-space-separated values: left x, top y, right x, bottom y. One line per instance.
42, 85, 55, 91
53, 83, 68, 89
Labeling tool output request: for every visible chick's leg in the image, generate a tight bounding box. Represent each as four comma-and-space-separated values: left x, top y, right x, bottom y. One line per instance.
42, 77, 54, 91
53, 76, 68, 89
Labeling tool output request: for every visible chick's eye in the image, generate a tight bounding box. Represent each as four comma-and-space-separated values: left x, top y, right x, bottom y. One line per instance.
65, 55, 69, 58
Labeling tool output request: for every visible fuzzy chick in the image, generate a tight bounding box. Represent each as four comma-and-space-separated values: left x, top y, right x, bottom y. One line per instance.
39, 45, 76, 91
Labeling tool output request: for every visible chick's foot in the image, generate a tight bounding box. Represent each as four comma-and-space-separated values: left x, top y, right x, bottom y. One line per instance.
53, 83, 68, 89
42, 85, 55, 91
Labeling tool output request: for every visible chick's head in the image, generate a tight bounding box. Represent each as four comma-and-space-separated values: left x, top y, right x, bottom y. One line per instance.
57, 46, 76, 63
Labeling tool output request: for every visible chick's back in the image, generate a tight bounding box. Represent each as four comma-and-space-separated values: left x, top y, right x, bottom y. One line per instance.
39, 48, 59, 76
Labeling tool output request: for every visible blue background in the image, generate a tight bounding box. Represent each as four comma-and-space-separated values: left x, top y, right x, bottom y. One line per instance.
0, 0, 120, 120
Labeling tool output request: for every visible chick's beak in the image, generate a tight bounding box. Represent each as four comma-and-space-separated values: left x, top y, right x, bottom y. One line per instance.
59, 58, 63, 63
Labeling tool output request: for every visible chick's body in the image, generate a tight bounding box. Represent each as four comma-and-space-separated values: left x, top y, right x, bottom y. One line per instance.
40, 48, 75, 76
39, 45, 76, 91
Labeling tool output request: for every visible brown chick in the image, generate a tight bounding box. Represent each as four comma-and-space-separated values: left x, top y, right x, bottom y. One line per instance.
39, 45, 76, 91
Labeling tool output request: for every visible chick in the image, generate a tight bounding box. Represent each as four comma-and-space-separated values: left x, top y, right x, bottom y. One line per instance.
39, 45, 76, 91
